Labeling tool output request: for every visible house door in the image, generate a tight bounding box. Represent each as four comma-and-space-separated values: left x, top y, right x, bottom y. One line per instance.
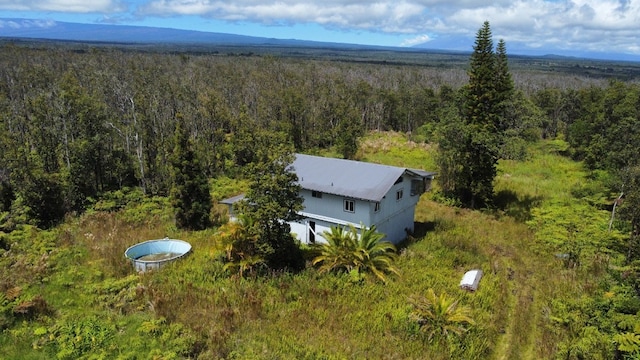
308, 221, 316, 243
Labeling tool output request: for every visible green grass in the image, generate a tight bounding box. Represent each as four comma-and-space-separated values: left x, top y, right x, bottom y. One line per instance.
0, 132, 630, 359
358, 131, 437, 171
496, 140, 583, 201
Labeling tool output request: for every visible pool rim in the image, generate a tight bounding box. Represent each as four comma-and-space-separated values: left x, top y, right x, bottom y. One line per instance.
124, 238, 192, 264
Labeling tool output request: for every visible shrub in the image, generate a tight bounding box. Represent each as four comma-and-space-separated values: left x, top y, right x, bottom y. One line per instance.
312, 224, 399, 283
216, 214, 265, 277
409, 288, 475, 342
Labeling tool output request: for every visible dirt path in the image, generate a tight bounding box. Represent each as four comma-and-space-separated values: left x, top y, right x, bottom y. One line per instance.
492, 249, 541, 360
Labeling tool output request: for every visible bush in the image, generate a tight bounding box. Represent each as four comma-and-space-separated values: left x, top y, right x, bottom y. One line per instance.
312, 224, 399, 283
409, 288, 475, 342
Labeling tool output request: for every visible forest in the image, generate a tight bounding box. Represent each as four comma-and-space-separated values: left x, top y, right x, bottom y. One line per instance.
1, 25, 640, 359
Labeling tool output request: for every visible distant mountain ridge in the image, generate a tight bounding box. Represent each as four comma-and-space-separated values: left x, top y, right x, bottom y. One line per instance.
0, 18, 380, 50
1, 18, 639, 62
0, 18, 298, 45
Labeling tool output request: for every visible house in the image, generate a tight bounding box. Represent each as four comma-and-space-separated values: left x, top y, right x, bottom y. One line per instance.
221, 154, 436, 245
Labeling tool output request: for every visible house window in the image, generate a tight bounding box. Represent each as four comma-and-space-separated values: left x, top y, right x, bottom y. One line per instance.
411, 179, 425, 196
344, 199, 355, 212
374, 202, 381, 212
394, 176, 404, 185
312, 191, 322, 198
396, 189, 403, 201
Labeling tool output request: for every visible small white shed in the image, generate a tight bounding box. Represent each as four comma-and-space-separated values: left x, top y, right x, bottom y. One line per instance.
460, 269, 483, 291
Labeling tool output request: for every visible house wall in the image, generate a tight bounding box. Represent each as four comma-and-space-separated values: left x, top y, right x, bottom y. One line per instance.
373, 206, 415, 244
369, 174, 421, 244
290, 218, 337, 244
291, 174, 424, 245
300, 189, 372, 225
291, 189, 372, 244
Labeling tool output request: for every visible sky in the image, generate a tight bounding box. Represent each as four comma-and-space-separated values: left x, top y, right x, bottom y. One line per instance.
1, 0, 640, 59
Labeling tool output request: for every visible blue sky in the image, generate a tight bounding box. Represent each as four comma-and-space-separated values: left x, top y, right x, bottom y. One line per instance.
1, 0, 640, 58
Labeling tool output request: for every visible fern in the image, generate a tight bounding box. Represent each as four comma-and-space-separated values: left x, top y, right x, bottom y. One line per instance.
0, 292, 8, 310
138, 317, 166, 335
614, 332, 640, 353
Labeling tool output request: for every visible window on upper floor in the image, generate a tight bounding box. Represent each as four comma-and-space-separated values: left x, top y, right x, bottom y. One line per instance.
396, 189, 404, 201
312, 191, 322, 198
344, 199, 355, 212
394, 176, 404, 185
411, 179, 425, 196
374, 202, 381, 212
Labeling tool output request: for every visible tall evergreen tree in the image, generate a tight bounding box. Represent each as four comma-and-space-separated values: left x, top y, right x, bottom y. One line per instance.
495, 40, 514, 98
238, 131, 305, 270
494, 39, 515, 132
170, 115, 212, 230
437, 21, 512, 209
466, 21, 496, 129
11, 149, 66, 229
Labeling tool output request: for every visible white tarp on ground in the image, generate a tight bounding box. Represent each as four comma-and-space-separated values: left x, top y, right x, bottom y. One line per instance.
460, 269, 483, 291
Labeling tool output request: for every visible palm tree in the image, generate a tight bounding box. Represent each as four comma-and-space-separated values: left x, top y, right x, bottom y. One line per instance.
356, 225, 400, 282
311, 225, 357, 274
312, 224, 400, 282
216, 214, 264, 276
409, 288, 475, 341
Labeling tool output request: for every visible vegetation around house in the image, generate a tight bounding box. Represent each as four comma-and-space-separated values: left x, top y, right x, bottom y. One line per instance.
1, 22, 640, 358
311, 224, 400, 283
0, 132, 637, 359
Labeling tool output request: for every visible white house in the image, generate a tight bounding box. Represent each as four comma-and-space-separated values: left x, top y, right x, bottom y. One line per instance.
221, 154, 436, 245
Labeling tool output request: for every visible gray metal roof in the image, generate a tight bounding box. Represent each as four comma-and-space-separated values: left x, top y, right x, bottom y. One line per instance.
292, 154, 435, 202
219, 193, 245, 205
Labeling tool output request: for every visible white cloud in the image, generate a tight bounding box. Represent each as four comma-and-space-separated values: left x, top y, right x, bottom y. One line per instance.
1, 0, 639, 55
401, 34, 432, 46
138, 0, 430, 32
0, 0, 125, 13
443, 0, 640, 54
0, 18, 55, 28
136, 0, 640, 55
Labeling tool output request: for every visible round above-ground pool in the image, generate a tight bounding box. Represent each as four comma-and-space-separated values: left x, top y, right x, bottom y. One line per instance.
124, 238, 191, 272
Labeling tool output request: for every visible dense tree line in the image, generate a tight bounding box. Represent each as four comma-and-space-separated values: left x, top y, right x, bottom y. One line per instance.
0, 42, 636, 231
556, 80, 640, 263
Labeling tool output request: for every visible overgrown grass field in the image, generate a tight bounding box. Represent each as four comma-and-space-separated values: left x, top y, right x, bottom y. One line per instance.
0, 132, 630, 359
